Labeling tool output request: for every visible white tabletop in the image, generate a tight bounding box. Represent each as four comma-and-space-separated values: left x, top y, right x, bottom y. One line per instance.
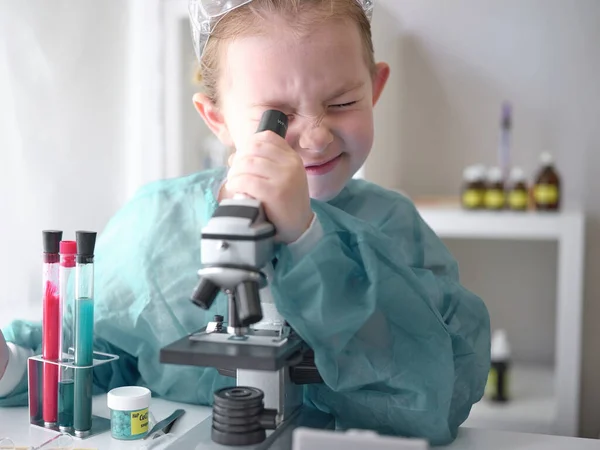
0, 395, 599, 449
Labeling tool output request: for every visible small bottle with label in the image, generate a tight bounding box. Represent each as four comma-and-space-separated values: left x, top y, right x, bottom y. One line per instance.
507, 167, 529, 211
484, 167, 506, 210
461, 165, 486, 210
533, 152, 561, 211
486, 329, 511, 402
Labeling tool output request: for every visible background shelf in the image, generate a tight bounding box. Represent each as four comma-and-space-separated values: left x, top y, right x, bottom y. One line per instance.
414, 201, 582, 241
464, 364, 556, 435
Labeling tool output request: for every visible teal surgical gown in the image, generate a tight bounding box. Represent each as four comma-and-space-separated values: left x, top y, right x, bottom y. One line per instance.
0, 167, 490, 445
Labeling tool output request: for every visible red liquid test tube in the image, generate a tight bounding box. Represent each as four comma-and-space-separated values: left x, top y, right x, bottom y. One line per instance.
42, 230, 62, 428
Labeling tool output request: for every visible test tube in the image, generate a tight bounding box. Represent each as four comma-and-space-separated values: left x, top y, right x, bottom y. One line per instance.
58, 240, 76, 432
42, 230, 62, 428
73, 231, 97, 437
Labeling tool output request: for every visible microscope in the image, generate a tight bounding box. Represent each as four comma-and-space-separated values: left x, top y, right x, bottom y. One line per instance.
160, 110, 334, 448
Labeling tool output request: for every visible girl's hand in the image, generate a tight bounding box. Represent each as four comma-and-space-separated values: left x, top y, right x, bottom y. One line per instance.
224, 131, 314, 244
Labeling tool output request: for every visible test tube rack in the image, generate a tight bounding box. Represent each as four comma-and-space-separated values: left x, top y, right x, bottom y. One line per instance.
27, 351, 119, 439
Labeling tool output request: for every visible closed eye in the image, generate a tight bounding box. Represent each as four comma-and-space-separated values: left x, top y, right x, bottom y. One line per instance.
330, 101, 357, 109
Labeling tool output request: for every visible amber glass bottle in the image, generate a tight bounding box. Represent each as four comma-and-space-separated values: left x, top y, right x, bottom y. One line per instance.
533, 153, 561, 211
461, 165, 486, 210
507, 167, 529, 211
484, 167, 506, 211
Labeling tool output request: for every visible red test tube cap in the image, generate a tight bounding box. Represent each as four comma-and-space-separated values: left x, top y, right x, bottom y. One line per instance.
60, 240, 77, 268
60, 241, 77, 255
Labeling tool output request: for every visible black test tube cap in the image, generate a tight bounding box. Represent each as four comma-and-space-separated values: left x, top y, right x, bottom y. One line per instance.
256, 110, 288, 139
43, 231, 63, 255
76, 231, 97, 264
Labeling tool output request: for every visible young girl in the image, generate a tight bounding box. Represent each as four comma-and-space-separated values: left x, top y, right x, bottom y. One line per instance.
0, 0, 490, 445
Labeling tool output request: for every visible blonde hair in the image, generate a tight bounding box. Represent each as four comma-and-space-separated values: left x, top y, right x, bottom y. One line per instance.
194, 0, 376, 103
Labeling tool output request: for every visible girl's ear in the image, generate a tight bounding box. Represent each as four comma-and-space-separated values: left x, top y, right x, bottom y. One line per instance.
371, 62, 390, 106
193, 93, 233, 146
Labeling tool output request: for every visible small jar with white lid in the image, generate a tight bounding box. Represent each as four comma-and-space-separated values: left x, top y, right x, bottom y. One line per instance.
484, 166, 506, 210
461, 165, 487, 210
107, 386, 151, 440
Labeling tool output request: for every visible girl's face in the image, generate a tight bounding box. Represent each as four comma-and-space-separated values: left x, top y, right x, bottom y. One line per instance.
196, 17, 389, 201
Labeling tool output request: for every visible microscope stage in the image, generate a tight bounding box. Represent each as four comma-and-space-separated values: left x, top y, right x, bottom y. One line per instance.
160, 328, 306, 371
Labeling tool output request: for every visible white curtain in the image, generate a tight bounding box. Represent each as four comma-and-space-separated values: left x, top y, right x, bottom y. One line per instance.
0, 1, 131, 325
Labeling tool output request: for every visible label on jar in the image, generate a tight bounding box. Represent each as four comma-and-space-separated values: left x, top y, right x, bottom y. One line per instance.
508, 190, 528, 210
485, 366, 497, 398
462, 189, 484, 208
484, 189, 505, 209
534, 184, 558, 205
131, 408, 149, 436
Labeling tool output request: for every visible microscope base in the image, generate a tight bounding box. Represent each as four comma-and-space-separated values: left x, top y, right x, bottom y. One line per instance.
167, 407, 334, 449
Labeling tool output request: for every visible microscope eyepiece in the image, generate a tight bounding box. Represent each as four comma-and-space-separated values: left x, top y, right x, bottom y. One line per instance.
256, 110, 288, 139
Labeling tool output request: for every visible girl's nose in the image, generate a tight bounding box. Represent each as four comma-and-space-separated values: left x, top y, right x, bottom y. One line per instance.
298, 122, 334, 154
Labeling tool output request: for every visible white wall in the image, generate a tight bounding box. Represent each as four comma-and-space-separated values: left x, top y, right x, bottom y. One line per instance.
0, 1, 130, 325
368, 0, 600, 437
